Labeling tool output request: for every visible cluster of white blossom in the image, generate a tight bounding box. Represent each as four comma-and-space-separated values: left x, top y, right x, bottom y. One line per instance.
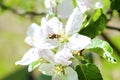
16, 0, 102, 80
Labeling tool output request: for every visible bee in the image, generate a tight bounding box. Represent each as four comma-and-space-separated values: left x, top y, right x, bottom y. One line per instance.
49, 34, 61, 39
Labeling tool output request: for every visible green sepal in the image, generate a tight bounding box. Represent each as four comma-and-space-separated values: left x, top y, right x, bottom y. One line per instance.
28, 59, 41, 72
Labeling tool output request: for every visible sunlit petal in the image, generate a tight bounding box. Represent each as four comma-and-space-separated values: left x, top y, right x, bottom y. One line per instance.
64, 67, 78, 80
27, 23, 40, 37
38, 49, 55, 64
15, 48, 39, 65
68, 33, 91, 50
57, 0, 74, 19
46, 17, 63, 35
52, 73, 68, 80
76, 0, 90, 13
39, 63, 55, 76
34, 39, 60, 49
25, 23, 41, 46
65, 7, 83, 35
54, 44, 73, 65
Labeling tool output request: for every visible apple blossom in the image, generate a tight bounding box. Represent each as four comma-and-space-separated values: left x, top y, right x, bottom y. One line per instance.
39, 63, 78, 80
15, 0, 116, 79
41, 7, 91, 66
24, 18, 60, 49
44, 7, 91, 51
15, 47, 55, 70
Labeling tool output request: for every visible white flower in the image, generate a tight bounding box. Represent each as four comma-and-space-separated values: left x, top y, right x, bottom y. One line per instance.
42, 7, 91, 66
39, 63, 78, 80
45, 7, 91, 51
15, 47, 55, 69
25, 18, 60, 49
76, 0, 103, 13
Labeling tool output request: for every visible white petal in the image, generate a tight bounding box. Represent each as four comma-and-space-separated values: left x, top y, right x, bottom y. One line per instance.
54, 44, 73, 65
44, 0, 56, 9
44, 0, 56, 14
46, 17, 63, 35
65, 7, 83, 35
34, 39, 60, 49
76, 0, 90, 13
71, 57, 80, 68
57, 0, 74, 19
24, 36, 33, 46
64, 67, 78, 80
27, 23, 40, 37
15, 48, 39, 65
52, 73, 68, 80
40, 17, 48, 38
43, 39, 60, 49
68, 33, 91, 50
38, 49, 55, 64
44, 0, 51, 9
76, 0, 103, 13
25, 23, 41, 46
39, 63, 55, 76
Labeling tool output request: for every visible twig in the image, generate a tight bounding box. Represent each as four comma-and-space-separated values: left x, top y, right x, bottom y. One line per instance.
107, 26, 120, 31
0, 3, 46, 16
101, 33, 120, 56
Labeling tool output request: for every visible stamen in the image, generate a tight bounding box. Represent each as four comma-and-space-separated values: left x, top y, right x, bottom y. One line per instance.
55, 65, 63, 74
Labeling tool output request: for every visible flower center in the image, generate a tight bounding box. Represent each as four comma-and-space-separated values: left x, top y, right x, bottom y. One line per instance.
55, 65, 64, 74
60, 34, 69, 43
55, 66, 63, 72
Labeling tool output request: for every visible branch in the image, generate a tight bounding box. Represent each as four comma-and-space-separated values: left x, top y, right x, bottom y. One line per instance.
0, 3, 46, 16
101, 33, 120, 56
107, 26, 120, 31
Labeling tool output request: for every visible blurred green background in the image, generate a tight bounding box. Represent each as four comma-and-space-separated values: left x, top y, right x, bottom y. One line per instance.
0, 0, 120, 80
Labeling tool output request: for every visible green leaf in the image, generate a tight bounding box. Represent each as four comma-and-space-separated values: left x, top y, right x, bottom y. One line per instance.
86, 38, 116, 63
83, 53, 93, 63
72, 0, 77, 8
111, 0, 120, 11
28, 59, 41, 72
76, 63, 103, 80
79, 9, 107, 38
92, 9, 102, 22
36, 74, 51, 80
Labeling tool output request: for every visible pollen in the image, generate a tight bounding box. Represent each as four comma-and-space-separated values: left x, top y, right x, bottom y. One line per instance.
55, 65, 63, 74
60, 34, 69, 43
